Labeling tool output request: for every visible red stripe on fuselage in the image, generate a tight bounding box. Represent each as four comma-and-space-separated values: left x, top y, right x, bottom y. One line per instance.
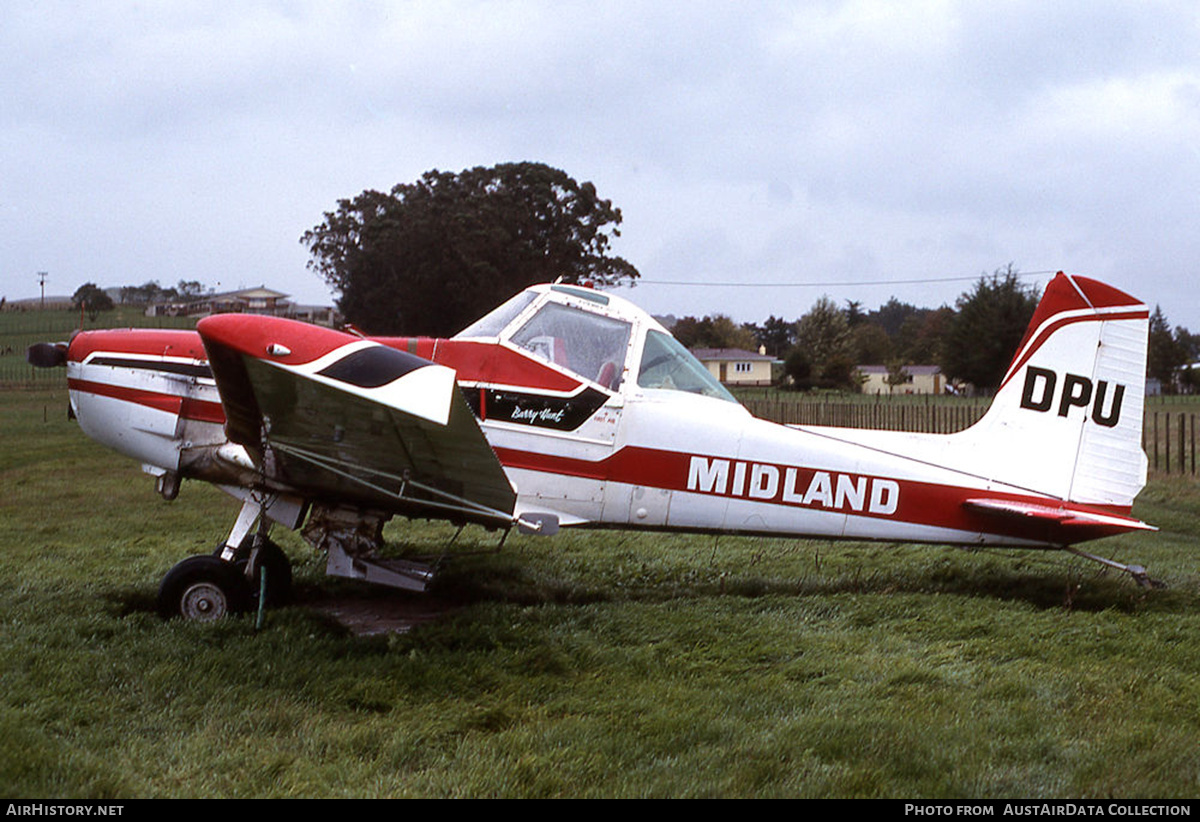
494, 444, 1140, 541
68, 378, 226, 425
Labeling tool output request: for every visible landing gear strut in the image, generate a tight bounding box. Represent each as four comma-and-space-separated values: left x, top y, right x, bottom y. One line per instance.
157, 492, 300, 621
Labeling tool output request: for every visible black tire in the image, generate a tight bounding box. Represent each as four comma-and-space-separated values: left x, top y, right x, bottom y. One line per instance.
213, 537, 293, 608
157, 555, 251, 621
246, 539, 293, 608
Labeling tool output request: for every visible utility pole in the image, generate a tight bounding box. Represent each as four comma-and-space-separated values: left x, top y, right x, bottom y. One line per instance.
37, 271, 48, 310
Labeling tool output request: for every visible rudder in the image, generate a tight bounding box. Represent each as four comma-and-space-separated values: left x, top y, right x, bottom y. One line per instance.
963, 272, 1149, 509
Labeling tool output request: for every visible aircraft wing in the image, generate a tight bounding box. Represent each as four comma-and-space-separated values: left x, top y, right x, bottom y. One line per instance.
196, 314, 517, 527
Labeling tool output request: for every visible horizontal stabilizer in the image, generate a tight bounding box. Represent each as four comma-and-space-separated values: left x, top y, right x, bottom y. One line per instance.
963, 497, 1155, 542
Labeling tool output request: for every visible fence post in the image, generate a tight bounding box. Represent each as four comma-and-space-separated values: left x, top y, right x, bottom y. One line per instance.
1180, 413, 1187, 475
1164, 412, 1170, 474
1154, 413, 1160, 473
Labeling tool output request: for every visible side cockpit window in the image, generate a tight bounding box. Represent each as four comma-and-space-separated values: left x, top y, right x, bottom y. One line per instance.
637, 330, 738, 402
510, 303, 632, 391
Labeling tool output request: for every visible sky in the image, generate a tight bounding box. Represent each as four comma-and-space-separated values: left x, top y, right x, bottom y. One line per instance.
3, 1, 1199, 331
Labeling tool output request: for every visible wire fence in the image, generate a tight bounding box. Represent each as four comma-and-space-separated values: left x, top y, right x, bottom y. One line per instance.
743, 397, 1198, 477
743, 397, 987, 434
1145, 411, 1198, 477
0, 308, 196, 386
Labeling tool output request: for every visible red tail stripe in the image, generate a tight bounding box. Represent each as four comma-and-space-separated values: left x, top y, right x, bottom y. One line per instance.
1000, 308, 1148, 390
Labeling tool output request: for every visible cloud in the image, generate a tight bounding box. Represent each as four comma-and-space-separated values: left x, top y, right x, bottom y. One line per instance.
2, 1, 1198, 330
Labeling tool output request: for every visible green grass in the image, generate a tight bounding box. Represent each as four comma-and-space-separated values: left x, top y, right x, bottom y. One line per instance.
2, 386, 1199, 798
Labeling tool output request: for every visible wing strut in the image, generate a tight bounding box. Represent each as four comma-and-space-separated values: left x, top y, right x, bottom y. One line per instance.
267, 439, 552, 533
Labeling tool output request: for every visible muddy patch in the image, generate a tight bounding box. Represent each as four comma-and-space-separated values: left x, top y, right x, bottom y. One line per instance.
307, 593, 457, 636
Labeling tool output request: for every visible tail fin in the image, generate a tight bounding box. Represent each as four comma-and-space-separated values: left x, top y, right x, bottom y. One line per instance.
965, 272, 1149, 509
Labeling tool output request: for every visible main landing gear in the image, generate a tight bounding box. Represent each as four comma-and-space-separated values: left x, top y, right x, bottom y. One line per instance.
155, 489, 521, 621
156, 492, 300, 621
158, 555, 248, 621
156, 538, 293, 621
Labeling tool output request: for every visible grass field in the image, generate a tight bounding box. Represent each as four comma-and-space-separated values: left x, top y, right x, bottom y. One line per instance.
3, 384, 1200, 798
0, 307, 194, 384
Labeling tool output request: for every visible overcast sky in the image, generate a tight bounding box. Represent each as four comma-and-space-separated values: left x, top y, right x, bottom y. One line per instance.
4, 1, 1199, 331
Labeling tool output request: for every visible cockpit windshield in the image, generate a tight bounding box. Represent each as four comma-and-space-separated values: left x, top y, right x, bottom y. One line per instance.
637, 330, 738, 402
457, 286, 737, 402
510, 302, 632, 391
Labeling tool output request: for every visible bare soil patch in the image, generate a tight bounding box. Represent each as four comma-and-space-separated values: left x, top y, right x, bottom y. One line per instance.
306, 592, 457, 635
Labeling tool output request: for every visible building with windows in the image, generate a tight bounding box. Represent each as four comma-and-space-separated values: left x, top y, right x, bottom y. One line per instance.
691, 347, 775, 386
857, 364, 945, 395
145, 286, 339, 325
146, 286, 290, 317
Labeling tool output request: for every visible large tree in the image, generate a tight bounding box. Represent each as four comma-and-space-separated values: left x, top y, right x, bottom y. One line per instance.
1147, 306, 1188, 390
793, 295, 854, 384
71, 282, 114, 319
896, 305, 955, 365
747, 315, 796, 358
671, 314, 758, 351
940, 265, 1039, 392
301, 162, 640, 335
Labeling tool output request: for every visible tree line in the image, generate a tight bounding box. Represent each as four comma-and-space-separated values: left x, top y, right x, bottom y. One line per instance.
301, 162, 1199, 395
674, 268, 1200, 395
68, 280, 215, 320
670, 266, 1038, 393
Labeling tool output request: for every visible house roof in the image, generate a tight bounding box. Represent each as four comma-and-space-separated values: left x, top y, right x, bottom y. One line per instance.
204, 286, 290, 301
857, 364, 942, 375
147, 286, 290, 304
691, 348, 774, 361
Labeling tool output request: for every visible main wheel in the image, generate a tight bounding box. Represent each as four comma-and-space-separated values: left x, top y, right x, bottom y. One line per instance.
157, 555, 251, 621
213, 537, 293, 608
246, 539, 293, 608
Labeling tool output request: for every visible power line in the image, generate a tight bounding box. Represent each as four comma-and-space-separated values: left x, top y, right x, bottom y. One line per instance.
627, 270, 1057, 288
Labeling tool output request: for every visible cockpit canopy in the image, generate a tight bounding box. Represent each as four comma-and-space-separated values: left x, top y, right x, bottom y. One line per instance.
457, 284, 737, 403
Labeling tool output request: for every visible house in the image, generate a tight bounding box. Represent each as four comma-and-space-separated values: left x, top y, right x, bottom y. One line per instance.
691, 347, 775, 386
858, 364, 945, 395
147, 286, 296, 319
285, 303, 340, 325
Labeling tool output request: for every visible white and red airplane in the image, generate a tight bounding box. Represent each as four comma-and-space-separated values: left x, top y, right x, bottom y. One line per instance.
28, 272, 1155, 620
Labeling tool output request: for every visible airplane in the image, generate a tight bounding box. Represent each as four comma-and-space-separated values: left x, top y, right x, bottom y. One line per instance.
27, 271, 1156, 621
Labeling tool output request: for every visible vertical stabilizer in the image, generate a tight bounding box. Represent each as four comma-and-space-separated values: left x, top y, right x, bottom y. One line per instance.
963, 273, 1149, 509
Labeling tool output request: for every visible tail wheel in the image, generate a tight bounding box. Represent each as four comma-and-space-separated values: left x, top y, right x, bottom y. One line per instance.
157, 555, 251, 621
